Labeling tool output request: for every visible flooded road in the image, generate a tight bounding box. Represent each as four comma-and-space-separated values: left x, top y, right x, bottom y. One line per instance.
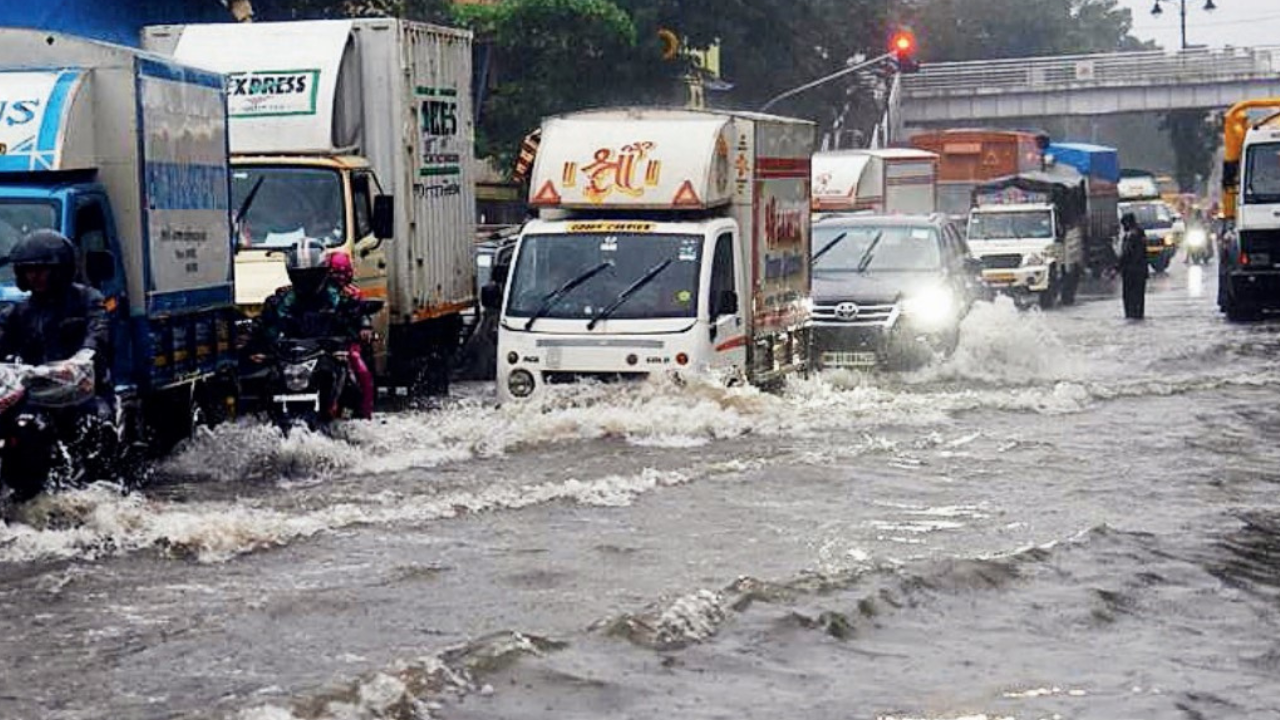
4, 261, 1280, 720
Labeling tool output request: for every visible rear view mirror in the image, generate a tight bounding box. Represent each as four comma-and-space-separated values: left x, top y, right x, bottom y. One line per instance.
85, 250, 116, 285
373, 195, 394, 240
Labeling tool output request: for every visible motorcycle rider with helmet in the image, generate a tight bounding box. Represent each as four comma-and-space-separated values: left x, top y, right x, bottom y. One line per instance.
324, 251, 375, 419
0, 230, 114, 501
255, 239, 366, 418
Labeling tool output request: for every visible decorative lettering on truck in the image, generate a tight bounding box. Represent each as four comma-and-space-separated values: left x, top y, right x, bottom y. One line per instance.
226, 70, 320, 117
415, 86, 462, 200
565, 141, 659, 203
0, 70, 80, 172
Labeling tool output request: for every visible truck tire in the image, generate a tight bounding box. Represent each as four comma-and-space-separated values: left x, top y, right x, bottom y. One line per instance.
1060, 267, 1080, 306
1038, 266, 1060, 309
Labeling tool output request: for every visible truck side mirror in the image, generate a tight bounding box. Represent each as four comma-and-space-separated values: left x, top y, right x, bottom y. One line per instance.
85, 250, 116, 286
373, 195, 394, 240
715, 289, 738, 316
480, 282, 502, 311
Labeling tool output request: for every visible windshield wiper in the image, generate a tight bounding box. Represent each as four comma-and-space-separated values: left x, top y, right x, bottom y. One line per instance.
855, 231, 884, 273
524, 261, 612, 330
586, 259, 672, 330
811, 232, 848, 266
233, 175, 266, 232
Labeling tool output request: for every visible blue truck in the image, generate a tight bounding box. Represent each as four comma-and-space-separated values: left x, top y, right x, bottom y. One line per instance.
0, 28, 238, 451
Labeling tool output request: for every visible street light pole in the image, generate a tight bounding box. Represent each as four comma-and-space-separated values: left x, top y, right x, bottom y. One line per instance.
1151, 0, 1218, 51
759, 51, 894, 114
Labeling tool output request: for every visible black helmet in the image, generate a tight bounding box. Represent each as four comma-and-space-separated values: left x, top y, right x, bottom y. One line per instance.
284, 238, 329, 297
11, 229, 75, 292
1120, 212, 1137, 230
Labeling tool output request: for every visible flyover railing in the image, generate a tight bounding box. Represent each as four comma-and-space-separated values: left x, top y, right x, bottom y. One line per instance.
902, 46, 1280, 97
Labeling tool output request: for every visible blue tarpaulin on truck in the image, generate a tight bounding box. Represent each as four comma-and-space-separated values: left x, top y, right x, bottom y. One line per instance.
1047, 142, 1120, 184
0, 0, 228, 46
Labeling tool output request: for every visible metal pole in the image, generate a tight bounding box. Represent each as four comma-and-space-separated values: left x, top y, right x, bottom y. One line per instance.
1180, 0, 1188, 50
759, 51, 895, 113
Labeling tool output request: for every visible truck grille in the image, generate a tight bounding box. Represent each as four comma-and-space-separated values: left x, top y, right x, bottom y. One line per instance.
981, 254, 1023, 270
812, 301, 898, 327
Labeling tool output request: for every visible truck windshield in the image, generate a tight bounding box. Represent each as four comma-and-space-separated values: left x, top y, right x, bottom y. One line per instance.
812, 225, 940, 271
0, 200, 59, 284
1118, 202, 1173, 229
231, 167, 346, 249
506, 233, 702, 321
968, 211, 1054, 240
1244, 142, 1280, 203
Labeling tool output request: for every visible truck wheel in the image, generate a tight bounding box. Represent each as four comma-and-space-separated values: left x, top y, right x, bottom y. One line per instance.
1038, 267, 1060, 310
1225, 300, 1259, 322
1060, 268, 1080, 306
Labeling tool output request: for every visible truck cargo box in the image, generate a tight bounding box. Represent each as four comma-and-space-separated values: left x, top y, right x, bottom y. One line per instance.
811, 148, 938, 215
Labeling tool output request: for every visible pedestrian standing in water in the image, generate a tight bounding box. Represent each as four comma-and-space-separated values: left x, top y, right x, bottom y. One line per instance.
1118, 212, 1148, 319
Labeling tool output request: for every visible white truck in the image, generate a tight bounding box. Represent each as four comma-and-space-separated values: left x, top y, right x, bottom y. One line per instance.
143, 18, 476, 393
0, 29, 238, 450
811, 148, 938, 215
1219, 98, 1280, 320
495, 108, 813, 401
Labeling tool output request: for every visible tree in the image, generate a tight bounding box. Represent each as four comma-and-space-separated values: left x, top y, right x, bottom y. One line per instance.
1160, 109, 1221, 193
901, 0, 1151, 62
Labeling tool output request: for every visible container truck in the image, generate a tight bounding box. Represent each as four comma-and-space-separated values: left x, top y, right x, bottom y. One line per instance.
495, 108, 813, 402
1218, 98, 1280, 320
143, 18, 476, 394
0, 29, 238, 450
909, 129, 1045, 220
1047, 142, 1121, 275
810, 148, 938, 216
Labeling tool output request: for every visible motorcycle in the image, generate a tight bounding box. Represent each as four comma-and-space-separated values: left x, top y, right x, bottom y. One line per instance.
0, 358, 117, 503
265, 335, 362, 435
1185, 226, 1213, 265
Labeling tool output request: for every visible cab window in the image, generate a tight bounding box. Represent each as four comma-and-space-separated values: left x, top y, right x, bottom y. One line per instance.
73, 198, 111, 288
709, 232, 736, 316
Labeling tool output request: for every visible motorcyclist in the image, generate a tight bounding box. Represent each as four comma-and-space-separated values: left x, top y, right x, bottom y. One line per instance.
0, 230, 113, 500
256, 240, 365, 417
325, 251, 375, 419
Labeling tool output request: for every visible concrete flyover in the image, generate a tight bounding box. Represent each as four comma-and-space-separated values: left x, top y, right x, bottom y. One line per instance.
901, 46, 1280, 126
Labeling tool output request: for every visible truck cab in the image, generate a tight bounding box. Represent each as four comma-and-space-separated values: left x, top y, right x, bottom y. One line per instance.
966, 203, 1060, 306
1220, 112, 1280, 319
496, 108, 813, 402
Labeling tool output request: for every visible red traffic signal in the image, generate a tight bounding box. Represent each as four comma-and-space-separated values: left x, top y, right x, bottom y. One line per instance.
889, 29, 919, 73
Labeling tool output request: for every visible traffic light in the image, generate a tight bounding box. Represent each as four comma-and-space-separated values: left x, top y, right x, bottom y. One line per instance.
889, 29, 919, 74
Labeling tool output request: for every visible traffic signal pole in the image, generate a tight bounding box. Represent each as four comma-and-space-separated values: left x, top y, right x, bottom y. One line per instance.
759, 51, 894, 113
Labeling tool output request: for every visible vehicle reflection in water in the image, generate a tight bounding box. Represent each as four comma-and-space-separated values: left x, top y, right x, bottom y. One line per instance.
1187, 264, 1205, 299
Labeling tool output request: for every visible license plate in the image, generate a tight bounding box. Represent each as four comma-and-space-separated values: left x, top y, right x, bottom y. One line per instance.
273, 393, 320, 408
822, 351, 878, 368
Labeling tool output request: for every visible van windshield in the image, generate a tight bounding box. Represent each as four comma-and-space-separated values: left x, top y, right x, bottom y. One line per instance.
231, 166, 346, 249
0, 200, 59, 285
506, 233, 702, 321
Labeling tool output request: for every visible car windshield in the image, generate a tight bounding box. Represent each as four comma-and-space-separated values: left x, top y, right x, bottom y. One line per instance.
0, 200, 59, 285
506, 232, 702, 320
1118, 202, 1173, 229
1244, 142, 1280, 203
812, 224, 940, 272
231, 166, 346, 249
968, 210, 1054, 240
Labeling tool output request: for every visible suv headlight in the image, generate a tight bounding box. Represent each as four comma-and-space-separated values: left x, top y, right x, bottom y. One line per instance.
903, 287, 956, 330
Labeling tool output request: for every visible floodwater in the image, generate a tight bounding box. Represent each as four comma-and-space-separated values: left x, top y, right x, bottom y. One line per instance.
3, 260, 1279, 720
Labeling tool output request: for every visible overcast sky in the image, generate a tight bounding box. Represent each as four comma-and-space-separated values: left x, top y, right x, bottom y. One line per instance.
1117, 0, 1280, 50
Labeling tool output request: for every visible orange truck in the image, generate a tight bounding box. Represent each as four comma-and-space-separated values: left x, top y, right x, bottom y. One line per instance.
909, 129, 1045, 220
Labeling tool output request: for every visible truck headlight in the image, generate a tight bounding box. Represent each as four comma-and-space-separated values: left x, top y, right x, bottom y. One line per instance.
508, 368, 536, 398
1163, 235, 1175, 247
903, 287, 956, 330
1021, 253, 1045, 268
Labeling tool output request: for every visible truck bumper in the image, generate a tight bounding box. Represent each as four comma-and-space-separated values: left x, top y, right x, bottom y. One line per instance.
1227, 270, 1280, 308
496, 331, 703, 402
981, 265, 1050, 294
